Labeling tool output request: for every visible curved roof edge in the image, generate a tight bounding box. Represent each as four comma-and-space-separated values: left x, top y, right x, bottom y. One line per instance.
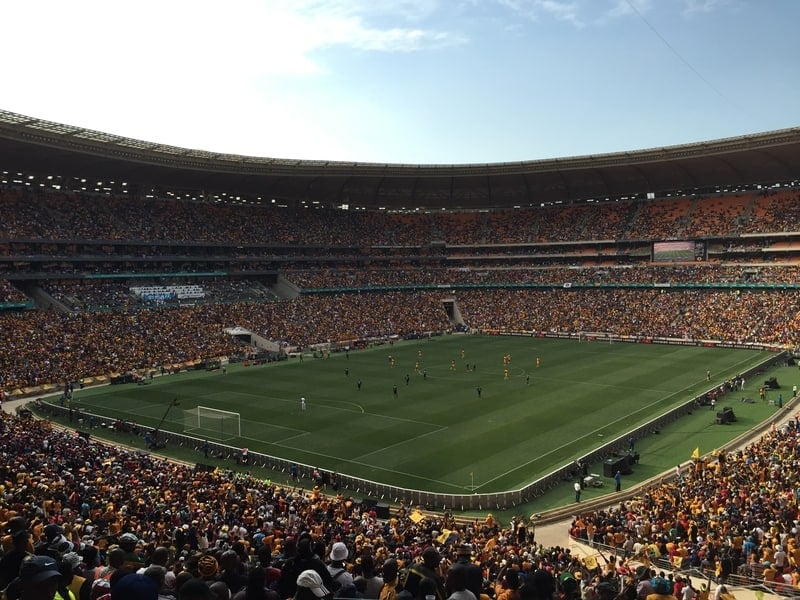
1, 109, 799, 209
2, 108, 799, 175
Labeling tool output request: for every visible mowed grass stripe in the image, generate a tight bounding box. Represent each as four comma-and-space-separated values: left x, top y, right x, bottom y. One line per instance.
70, 336, 771, 493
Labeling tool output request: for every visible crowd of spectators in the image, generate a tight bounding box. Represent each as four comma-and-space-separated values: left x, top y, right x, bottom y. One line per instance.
0, 280, 26, 304
0, 409, 589, 600
0, 291, 452, 391
3, 283, 800, 393
455, 288, 800, 346
3, 186, 800, 248
570, 416, 800, 592
5, 185, 800, 599
2, 396, 800, 600
284, 264, 800, 290
0, 307, 242, 391
42, 282, 134, 311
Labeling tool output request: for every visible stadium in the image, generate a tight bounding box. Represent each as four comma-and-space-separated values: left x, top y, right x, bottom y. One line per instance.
2, 108, 800, 598
2, 107, 800, 489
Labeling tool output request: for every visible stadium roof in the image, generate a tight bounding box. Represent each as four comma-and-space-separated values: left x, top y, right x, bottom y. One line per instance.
0, 109, 799, 210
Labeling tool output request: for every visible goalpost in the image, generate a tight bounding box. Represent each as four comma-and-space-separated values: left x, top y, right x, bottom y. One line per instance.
184, 405, 241, 441
578, 331, 614, 344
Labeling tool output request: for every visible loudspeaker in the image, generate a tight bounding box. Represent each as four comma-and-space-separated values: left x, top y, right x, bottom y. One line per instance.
603, 455, 631, 477
375, 503, 391, 519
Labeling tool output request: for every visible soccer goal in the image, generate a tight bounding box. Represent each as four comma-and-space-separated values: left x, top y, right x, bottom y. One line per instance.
184, 405, 241, 441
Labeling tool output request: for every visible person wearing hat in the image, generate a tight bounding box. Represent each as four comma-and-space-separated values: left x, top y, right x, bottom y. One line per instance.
594, 581, 618, 600
110, 573, 158, 600
295, 570, 330, 600
645, 577, 676, 600
16, 554, 63, 600
61, 552, 90, 600
326, 542, 353, 590
117, 534, 143, 572
195, 555, 219, 582
278, 538, 336, 600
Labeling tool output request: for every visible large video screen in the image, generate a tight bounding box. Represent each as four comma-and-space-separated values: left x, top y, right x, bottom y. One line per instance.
653, 241, 704, 262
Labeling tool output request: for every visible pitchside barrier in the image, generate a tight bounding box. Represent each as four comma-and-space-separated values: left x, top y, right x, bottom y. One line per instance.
37, 338, 787, 512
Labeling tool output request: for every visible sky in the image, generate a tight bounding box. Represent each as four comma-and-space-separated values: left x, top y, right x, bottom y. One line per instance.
2, 0, 799, 165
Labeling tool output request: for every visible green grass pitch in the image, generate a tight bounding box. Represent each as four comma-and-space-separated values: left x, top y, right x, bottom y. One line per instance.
68, 335, 781, 495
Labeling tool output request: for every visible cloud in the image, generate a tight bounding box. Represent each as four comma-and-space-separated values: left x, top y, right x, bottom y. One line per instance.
606, 0, 653, 19
681, 0, 730, 16
494, 0, 584, 26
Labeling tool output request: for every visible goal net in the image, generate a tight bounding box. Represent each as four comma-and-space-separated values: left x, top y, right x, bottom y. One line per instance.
184, 405, 241, 441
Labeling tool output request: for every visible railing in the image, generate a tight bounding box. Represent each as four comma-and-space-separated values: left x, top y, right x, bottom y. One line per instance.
569, 537, 800, 598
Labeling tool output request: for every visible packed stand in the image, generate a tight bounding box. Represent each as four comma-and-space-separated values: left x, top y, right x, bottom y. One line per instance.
569, 417, 800, 593
0, 409, 586, 600
3, 186, 797, 249
1, 399, 793, 600
3, 285, 800, 391
0, 291, 451, 390
285, 265, 800, 290
0, 280, 26, 304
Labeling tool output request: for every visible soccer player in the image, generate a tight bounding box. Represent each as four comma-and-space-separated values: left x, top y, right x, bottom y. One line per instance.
357, 379, 362, 391
393, 385, 398, 398
300, 397, 306, 411
503, 369, 509, 380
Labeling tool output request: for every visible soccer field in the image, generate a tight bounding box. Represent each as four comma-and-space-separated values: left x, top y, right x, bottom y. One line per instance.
64, 335, 780, 495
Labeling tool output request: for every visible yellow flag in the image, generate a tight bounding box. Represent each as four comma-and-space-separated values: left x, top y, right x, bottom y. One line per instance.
691, 447, 700, 459
409, 509, 425, 523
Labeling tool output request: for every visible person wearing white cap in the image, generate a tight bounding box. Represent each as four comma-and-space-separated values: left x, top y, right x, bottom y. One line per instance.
326, 542, 354, 589
295, 570, 330, 600
774, 545, 788, 571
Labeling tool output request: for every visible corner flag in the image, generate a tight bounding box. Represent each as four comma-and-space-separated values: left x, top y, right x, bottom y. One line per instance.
691, 447, 700, 459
